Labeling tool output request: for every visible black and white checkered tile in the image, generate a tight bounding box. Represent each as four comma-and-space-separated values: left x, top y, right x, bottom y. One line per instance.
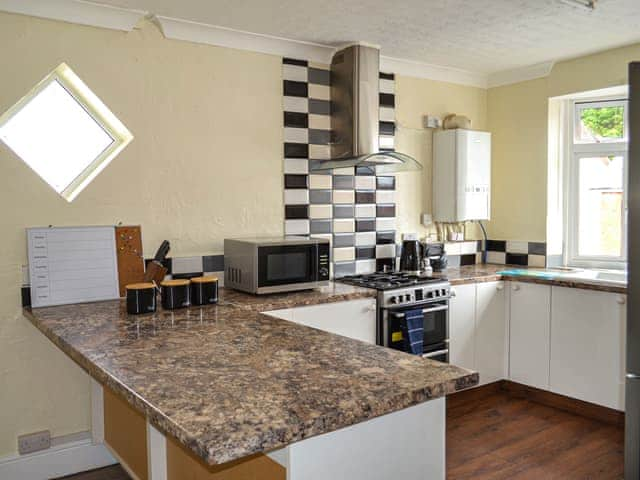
282, 57, 397, 277
485, 240, 547, 267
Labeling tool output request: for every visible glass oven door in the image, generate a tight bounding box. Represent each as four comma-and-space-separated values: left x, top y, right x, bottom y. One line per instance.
386, 301, 449, 360
257, 244, 317, 288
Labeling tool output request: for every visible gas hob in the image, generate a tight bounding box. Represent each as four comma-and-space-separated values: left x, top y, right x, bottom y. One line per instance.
338, 271, 451, 308
337, 271, 446, 291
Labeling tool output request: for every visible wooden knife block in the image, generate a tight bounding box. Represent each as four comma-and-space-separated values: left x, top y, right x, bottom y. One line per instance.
115, 226, 145, 297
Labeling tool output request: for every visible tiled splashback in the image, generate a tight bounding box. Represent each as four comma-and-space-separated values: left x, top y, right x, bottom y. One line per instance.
282, 58, 398, 277
486, 240, 547, 267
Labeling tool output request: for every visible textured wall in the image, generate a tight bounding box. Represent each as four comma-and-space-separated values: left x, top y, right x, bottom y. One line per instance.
394, 75, 488, 239
0, 12, 283, 457
487, 42, 640, 243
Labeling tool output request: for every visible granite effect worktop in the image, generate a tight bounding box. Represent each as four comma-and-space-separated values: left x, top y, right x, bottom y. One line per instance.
441, 264, 627, 294
24, 282, 478, 466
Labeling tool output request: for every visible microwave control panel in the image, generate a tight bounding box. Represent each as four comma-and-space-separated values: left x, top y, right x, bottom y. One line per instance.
318, 243, 330, 280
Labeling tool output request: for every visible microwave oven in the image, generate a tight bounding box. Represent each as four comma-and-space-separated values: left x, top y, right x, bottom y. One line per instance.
224, 237, 330, 294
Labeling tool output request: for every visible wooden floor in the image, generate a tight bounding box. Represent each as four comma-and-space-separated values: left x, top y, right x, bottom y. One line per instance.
61, 386, 624, 480
447, 386, 624, 479
55, 464, 130, 480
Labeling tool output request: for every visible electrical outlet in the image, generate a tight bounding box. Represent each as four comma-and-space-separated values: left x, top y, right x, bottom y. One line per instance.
18, 430, 51, 455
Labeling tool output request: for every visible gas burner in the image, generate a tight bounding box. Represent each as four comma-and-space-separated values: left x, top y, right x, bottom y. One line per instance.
338, 271, 446, 291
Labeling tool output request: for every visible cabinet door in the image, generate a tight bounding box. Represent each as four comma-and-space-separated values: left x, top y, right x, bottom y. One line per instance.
550, 287, 626, 410
449, 283, 476, 370
475, 281, 508, 385
289, 299, 377, 344
509, 282, 551, 390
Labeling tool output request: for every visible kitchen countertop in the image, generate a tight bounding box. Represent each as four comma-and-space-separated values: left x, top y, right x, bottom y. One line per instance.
24, 282, 478, 466
440, 264, 627, 294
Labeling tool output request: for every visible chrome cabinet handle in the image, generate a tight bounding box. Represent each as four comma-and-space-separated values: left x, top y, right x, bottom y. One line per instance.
617, 296, 626, 305
513, 284, 521, 291
450, 289, 457, 297
496, 283, 504, 291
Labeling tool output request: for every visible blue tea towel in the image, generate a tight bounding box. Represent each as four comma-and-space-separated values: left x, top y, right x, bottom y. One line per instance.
402, 309, 424, 355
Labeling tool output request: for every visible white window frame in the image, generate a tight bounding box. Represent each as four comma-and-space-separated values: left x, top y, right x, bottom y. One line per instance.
0, 63, 133, 202
565, 97, 628, 269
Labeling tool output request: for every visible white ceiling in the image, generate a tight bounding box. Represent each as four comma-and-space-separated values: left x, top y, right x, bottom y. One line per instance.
88, 0, 640, 75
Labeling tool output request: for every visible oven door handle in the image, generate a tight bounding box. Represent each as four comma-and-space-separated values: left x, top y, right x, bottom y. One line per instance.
390, 305, 449, 317
422, 349, 449, 359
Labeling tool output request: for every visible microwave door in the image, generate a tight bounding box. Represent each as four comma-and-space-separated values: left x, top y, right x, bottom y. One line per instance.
257, 245, 316, 288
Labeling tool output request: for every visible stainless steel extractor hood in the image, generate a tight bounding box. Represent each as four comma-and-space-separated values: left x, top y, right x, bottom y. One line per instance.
310, 44, 421, 173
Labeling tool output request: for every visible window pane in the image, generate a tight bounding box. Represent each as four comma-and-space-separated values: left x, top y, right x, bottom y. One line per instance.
577, 105, 625, 142
578, 155, 623, 257
0, 79, 114, 194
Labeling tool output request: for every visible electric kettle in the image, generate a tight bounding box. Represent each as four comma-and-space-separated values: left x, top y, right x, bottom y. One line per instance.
399, 233, 423, 274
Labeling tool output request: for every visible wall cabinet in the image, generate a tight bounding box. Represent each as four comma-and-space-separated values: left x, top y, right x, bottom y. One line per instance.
549, 286, 626, 410
265, 298, 377, 344
508, 282, 551, 390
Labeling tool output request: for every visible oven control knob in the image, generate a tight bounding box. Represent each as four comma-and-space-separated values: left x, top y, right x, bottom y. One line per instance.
405, 294, 411, 302
389, 296, 397, 304
319, 267, 329, 277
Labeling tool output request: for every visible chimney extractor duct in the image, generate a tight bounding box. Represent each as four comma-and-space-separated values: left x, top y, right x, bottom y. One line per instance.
310, 44, 421, 173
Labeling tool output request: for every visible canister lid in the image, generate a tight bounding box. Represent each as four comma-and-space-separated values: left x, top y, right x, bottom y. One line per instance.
125, 282, 155, 290
191, 276, 218, 284
160, 279, 190, 287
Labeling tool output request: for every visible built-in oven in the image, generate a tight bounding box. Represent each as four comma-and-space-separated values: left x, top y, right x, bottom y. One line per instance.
377, 282, 451, 362
224, 237, 330, 294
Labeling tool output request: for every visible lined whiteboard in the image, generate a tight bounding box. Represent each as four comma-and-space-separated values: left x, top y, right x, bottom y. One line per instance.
27, 226, 120, 307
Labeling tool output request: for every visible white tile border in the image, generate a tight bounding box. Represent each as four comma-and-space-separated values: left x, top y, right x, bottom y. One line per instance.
487, 251, 506, 264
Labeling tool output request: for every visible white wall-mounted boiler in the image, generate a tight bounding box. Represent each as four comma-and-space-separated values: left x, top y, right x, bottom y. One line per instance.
433, 129, 491, 222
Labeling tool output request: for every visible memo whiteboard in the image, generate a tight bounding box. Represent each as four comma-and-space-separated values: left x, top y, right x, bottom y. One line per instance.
27, 226, 120, 307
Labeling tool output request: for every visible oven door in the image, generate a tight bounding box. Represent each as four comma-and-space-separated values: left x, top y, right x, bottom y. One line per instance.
257, 244, 318, 288
384, 301, 449, 360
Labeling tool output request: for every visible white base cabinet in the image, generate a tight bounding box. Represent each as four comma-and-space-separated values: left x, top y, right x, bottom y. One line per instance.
449, 281, 508, 386
448, 284, 476, 371
265, 298, 377, 344
508, 281, 551, 390
475, 281, 508, 385
549, 286, 626, 410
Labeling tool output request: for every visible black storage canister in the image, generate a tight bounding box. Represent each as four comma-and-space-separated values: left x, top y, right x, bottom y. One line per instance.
160, 279, 190, 310
125, 283, 157, 315
190, 276, 218, 306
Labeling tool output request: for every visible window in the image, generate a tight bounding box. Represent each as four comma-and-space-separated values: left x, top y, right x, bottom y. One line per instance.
567, 98, 628, 268
0, 63, 132, 202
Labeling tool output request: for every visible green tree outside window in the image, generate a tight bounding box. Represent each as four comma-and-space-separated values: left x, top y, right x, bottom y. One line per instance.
581, 106, 624, 139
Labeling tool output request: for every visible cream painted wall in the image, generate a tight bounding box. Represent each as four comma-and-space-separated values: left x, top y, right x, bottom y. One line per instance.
487, 78, 548, 242
487, 42, 640, 242
0, 12, 283, 457
394, 75, 488, 239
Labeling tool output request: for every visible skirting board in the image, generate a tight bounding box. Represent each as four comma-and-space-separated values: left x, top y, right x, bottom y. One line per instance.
0, 437, 116, 480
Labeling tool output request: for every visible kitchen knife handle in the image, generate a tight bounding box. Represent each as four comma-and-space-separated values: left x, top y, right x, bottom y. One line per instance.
154, 240, 171, 262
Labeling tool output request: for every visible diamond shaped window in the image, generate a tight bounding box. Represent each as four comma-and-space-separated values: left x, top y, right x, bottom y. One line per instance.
0, 63, 132, 201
